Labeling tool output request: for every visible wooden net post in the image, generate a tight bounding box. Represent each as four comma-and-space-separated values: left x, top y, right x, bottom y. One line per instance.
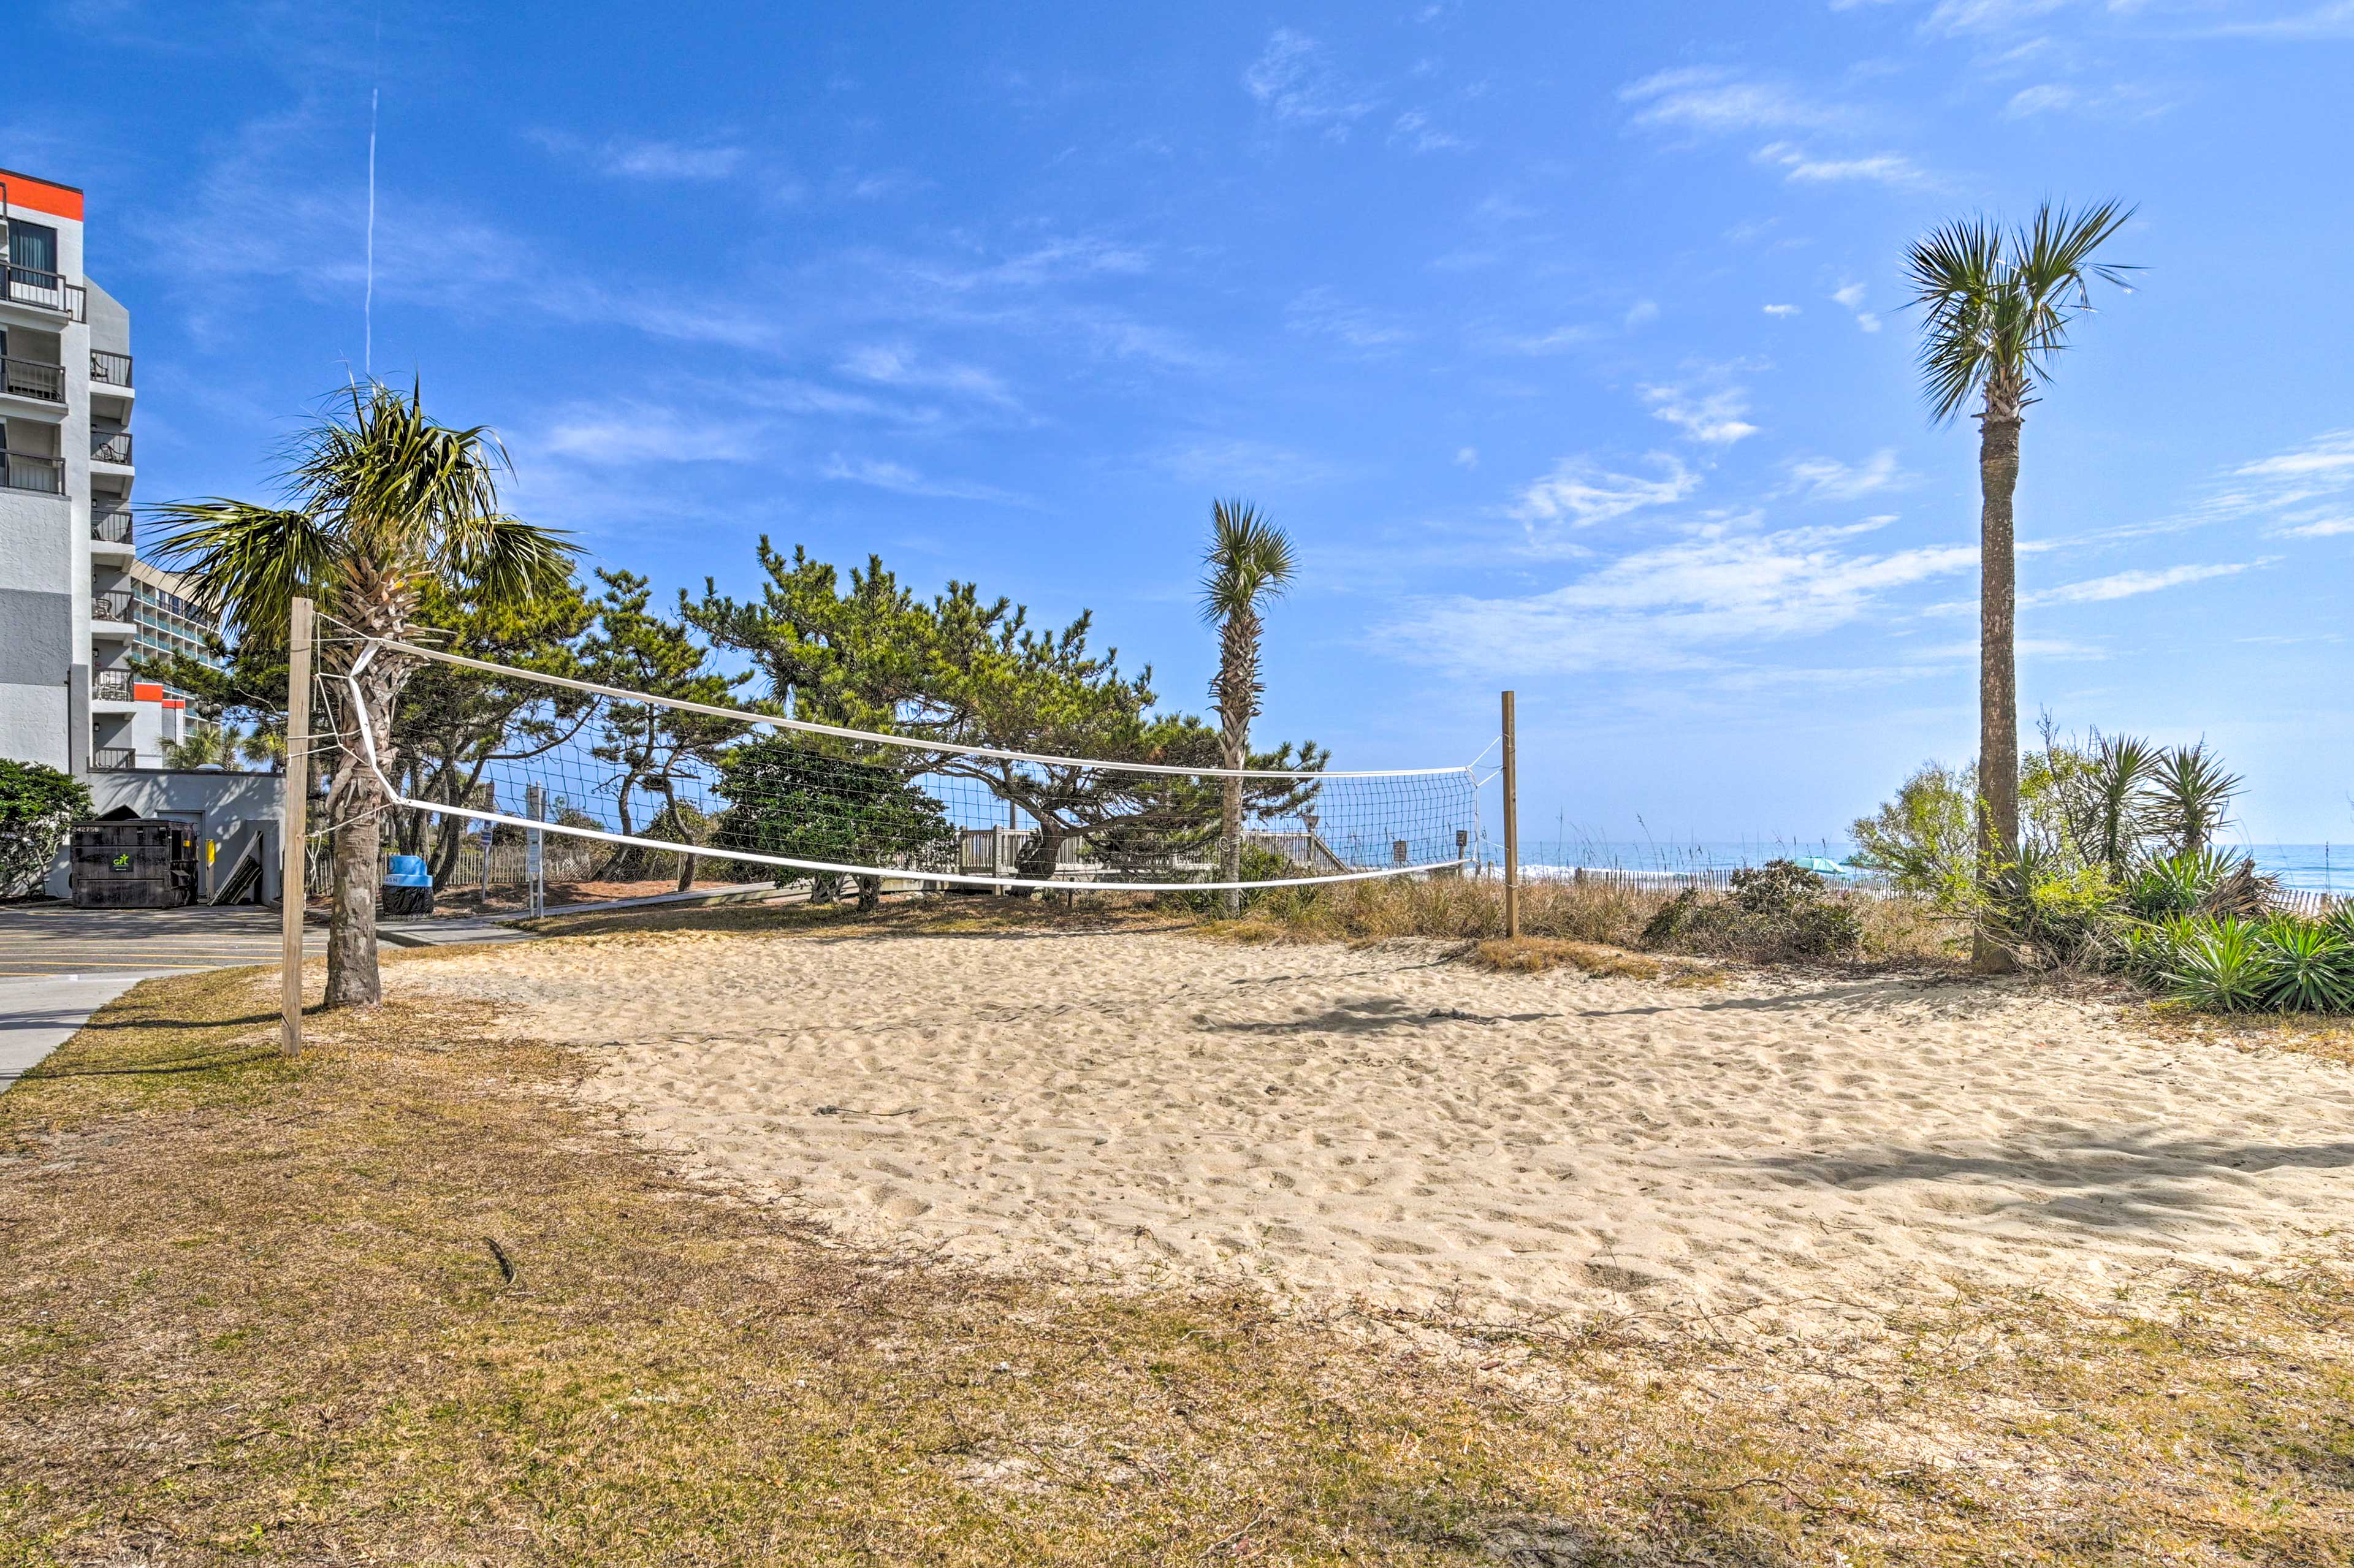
280, 595, 314, 1057
1501, 689, 1520, 941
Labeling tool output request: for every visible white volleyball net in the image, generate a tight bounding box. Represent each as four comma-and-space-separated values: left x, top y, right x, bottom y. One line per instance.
324, 633, 1484, 894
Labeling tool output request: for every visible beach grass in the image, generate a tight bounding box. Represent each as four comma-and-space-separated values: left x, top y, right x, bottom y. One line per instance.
4, 949, 2352, 1565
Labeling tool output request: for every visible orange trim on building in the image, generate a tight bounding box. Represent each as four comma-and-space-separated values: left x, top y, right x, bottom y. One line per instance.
162, 698, 186, 710
0, 167, 84, 223
133, 682, 166, 702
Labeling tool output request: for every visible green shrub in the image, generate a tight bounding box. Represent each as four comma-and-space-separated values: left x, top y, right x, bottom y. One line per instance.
2254, 915, 2354, 1013
0, 759, 92, 898
1639, 859, 1862, 962
1164, 843, 1303, 915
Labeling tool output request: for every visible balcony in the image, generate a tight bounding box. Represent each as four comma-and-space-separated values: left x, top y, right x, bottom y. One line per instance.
1, 265, 86, 321
91, 506, 134, 547
0, 356, 63, 405
90, 350, 133, 389
93, 668, 134, 701
93, 589, 134, 623
91, 430, 132, 466
90, 747, 137, 772
1, 452, 64, 495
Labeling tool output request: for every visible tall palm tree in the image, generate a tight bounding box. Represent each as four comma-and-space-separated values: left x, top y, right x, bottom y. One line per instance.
155, 382, 572, 1007
1905, 200, 2136, 969
1200, 499, 1295, 916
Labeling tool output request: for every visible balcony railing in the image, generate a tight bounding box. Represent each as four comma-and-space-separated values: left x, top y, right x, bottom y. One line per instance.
1, 452, 64, 494
93, 590, 134, 623
93, 669, 134, 701
0, 356, 63, 403
90, 349, 133, 389
1, 265, 86, 321
91, 506, 133, 546
91, 747, 136, 772
91, 430, 132, 465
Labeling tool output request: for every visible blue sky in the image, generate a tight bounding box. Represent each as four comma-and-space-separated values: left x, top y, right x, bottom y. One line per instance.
13, 0, 2353, 843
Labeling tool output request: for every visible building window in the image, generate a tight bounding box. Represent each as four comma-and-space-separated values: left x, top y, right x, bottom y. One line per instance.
7, 220, 58, 277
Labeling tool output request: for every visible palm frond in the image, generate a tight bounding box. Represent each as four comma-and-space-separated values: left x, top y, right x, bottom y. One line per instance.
438, 512, 579, 606
1903, 200, 2136, 425
145, 500, 343, 643
1198, 498, 1297, 625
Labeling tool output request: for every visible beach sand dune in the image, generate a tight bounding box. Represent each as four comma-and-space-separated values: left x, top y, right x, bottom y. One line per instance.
399, 927, 2354, 1330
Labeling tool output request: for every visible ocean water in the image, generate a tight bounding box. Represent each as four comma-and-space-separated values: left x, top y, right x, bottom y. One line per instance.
1514, 839, 2353, 894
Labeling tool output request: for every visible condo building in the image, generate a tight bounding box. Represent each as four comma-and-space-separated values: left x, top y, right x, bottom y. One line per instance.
1, 165, 284, 899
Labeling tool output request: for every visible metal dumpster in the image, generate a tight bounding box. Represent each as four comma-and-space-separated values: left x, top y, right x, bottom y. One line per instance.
69, 819, 199, 909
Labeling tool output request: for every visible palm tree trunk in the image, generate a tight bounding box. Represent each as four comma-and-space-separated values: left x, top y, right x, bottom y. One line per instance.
1215, 611, 1257, 919
1975, 392, 2024, 973
323, 657, 401, 1007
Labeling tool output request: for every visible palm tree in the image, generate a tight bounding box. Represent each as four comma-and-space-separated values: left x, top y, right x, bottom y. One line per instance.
1905, 200, 2136, 969
154, 382, 572, 1007
1199, 499, 1295, 916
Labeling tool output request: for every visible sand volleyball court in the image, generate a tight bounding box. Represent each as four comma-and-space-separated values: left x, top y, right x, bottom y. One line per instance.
400, 926, 2354, 1328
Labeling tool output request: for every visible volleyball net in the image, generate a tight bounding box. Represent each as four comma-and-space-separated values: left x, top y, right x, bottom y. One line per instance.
319, 630, 1485, 894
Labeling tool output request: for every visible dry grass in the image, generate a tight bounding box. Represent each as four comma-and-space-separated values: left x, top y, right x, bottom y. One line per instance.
1462, 936, 1729, 989
1205, 873, 1967, 971
5, 942, 2353, 1564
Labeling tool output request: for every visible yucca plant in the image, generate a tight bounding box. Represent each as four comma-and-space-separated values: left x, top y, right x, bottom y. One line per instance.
2252, 915, 2354, 1013
2158, 916, 2270, 1011
2150, 743, 2242, 856
2126, 847, 2232, 921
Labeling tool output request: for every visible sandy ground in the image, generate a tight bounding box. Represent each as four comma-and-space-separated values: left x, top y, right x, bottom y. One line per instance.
398, 927, 2354, 1331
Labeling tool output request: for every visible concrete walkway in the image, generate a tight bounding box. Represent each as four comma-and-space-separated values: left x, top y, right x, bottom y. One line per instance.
0, 902, 327, 1093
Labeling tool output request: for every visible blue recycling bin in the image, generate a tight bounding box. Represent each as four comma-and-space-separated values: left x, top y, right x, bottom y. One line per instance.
383, 853, 435, 917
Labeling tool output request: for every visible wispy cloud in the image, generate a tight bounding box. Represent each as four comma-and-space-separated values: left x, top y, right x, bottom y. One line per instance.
1619, 67, 1849, 134
837, 344, 1021, 409
1512, 454, 1701, 539
2022, 560, 2266, 607
1287, 287, 1415, 352
1243, 29, 1378, 140
1785, 449, 1908, 501
1763, 303, 1802, 318
534, 403, 760, 465
528, 129, 746, 182
1382, 520, 1976, 676
1754, 141, 1925, 185
1151, 436, 1349, 488
1640, 382, 1759, 446
819, 455, 1029, 505
1389, 108, 1469, 152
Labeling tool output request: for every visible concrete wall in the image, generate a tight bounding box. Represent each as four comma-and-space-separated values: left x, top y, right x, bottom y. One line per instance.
40, 769, 289, 901
0, 485, 72, 769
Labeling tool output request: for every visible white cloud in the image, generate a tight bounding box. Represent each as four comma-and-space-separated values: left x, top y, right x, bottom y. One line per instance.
536, 404, 757, 465
1831, 281, 1883, 332
1390, 109, 1468, 152
529, 130, 745, 182
1640, 382, 1759, 446
1625, 299, 1661, 329
1151, 436, 1347, 488
1455, 446, 1480, 470
1243, 30, 1378, 139
1924, 0, 2068, 36
2284, 516, 2354, 538
1754, 142, 1925, 185
1382, 522, 1977, 676
1287, 287, 1414, 351
1785, 449, 1908, 501
818, 455, 1029, 505
2021, 561, 2265, 607
1512, 454, 1701, 535
1618, 67, 1848, 134
1763, 303, 1801, 318
837, 344, 1019, 408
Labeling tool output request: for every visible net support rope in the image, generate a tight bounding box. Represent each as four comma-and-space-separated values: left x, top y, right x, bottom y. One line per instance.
329, 633, 1487, 895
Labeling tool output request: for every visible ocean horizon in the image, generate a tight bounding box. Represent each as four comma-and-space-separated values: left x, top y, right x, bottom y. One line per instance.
1512, 839, 2354, 896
